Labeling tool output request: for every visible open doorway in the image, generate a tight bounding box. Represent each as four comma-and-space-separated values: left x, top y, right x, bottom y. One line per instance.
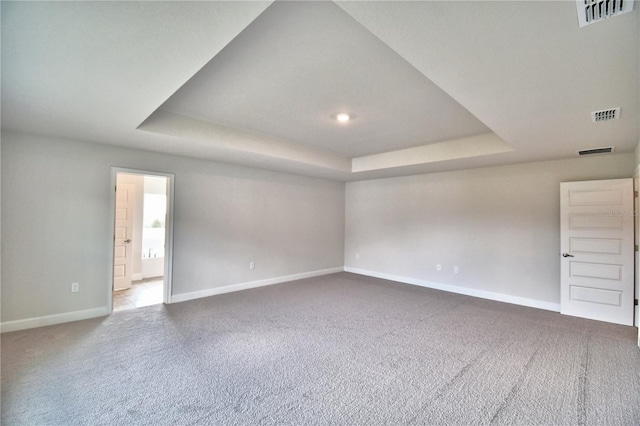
109, 168, 174, 312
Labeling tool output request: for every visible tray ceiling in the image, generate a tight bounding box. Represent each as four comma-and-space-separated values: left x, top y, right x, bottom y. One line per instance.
2, 1, 638, 180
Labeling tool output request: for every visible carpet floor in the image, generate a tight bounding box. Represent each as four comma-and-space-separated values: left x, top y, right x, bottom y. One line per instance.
2, 272, 640, 425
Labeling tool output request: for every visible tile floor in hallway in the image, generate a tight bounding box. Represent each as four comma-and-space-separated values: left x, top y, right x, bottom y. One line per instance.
113, 278, 163, 311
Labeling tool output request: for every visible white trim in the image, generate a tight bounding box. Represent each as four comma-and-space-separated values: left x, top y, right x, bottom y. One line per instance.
2, 268, 342, 332
131, 272, 164, 281
633, 166, 639, 329
108, 169, 116, 312
1, 307, 109, 333
142, 273, 164, 280
164, 172, 175, 304
171, 267, 344, 304
344, 267, 561, 312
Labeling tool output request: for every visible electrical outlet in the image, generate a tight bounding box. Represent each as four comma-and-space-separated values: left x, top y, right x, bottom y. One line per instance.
437, 264, 442, 271
453, 266, 459, 274
71, 282, 79, 293
249, 261, 255, 270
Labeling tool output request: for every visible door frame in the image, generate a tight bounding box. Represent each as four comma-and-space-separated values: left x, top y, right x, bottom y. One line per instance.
635, 166, 640, 347
107, 167, 176, 313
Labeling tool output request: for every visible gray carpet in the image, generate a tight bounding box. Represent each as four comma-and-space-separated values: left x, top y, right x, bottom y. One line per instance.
2, 272, 640, 425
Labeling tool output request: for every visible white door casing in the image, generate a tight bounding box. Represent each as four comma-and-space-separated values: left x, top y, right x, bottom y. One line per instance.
560, 178, 634, 326
114, 183, 135, 291
635, 168, 640, 346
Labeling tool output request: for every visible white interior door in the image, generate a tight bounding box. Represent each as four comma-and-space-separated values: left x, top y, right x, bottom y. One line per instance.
560, 178, 634, 326
114, 183, 135, 291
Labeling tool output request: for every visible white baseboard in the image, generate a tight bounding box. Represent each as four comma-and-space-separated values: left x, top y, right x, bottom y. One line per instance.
1, 307, 110, 333
2, 266, 562, 332
170, 267, 344, 304
142, 273, 163, 280
132, 273, 143, 281
344, 267, 561, 312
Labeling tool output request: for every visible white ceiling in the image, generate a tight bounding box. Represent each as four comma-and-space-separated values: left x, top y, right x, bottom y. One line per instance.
2, 1, 639, 181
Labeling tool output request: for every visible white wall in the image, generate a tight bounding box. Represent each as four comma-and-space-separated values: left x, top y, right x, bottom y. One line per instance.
1, 131, 345, 326
345, 154, 636, 309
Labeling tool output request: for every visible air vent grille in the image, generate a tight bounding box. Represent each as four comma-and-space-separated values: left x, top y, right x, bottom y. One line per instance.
578, 147, 614, 156
591, 107, 620, 122
576, 0, 634, 27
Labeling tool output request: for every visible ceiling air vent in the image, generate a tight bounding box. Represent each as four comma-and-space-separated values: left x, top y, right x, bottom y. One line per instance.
578, 147, 615, 156
576, 0, 634, 27
591, 107, 620, 122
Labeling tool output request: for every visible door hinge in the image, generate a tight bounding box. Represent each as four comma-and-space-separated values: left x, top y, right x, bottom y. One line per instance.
635, 191, 638, 198
635, 299, 638, 306
635, 245, 638, 252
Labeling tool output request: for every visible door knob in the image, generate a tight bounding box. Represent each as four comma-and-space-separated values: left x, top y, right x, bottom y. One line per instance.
124, 239, 131, 243
562, 253, 574, 257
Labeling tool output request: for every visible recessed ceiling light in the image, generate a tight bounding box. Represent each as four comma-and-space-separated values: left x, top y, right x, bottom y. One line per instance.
335, 113, 352, 123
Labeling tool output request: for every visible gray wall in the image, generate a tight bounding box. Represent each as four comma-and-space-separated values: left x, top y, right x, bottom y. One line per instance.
345, 154, 635, 306
1, 131, 345, 322
2, 129, 636, 325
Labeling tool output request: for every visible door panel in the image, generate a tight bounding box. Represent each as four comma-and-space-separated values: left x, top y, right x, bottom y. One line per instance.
570, 286, 621, 306
113, 183, 134, 291
569, 237, 621, 254
569, 213, 622, 229
560, 178, 634, 326
570, 262, 621, 280
568, 189, 623, 205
